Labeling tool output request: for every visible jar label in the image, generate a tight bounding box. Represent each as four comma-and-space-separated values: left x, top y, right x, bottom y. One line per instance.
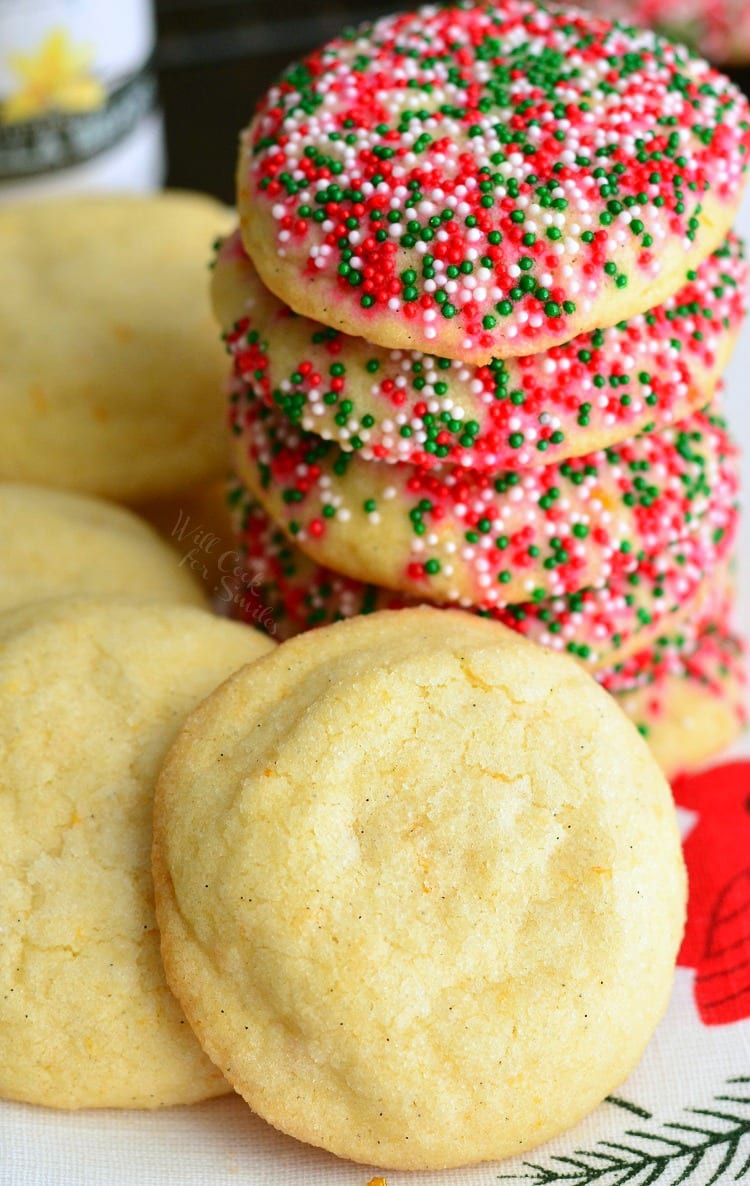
0, 0, 156, 178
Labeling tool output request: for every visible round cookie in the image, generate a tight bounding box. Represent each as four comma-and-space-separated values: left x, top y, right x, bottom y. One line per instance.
0, 192, 233, 501
214, 228, 747, 470
601, 620, 747, 778
0, 597, 274, 1110
0, 483, 208, 613
574, 0, 750, 65
153, 607, 686, 1170
238, 1, 750, 364
229, 487, 737, 669
229, 383, 739, 608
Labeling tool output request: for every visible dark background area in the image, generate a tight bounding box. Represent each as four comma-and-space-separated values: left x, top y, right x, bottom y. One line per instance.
153, 0, 750, 205
154, 1, 399, 202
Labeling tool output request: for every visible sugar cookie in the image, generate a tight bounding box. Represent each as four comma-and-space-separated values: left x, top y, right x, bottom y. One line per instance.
229, 383, 739, 608
0, 598, 273, 1109
228, 487, 735, 668
0, 192, 233, 500
575, 0, 750, 65
153, 607, 686, 1169
0, 483, 207, 613
238, 1, 750, 363
601, 620, 747, 777
214, 229, 746, 470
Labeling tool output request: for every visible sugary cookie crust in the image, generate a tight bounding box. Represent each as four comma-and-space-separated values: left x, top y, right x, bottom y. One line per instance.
228, 381, 739, 608
214, 229, 747, 470
153, 607, 686, 1169
0, 193, 233, 501
238, 1, 750, 362
0, 483, 207, 614
0, 598, 273, 1109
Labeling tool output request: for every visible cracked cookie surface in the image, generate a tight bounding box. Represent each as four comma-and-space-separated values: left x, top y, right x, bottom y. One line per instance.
153, 606, 686, 1169
0, 483, 208, 614
0, 597, 273, 1109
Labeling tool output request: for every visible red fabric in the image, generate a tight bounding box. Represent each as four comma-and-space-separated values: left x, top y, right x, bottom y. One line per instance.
674, 761, 750, 1026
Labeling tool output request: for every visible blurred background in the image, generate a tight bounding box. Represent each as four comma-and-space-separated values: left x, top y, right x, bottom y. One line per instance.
2, 0, 749, 205
156, 0, 401, 202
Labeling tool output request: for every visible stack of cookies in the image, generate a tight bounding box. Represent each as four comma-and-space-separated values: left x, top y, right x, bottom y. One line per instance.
213, 0, 750, 779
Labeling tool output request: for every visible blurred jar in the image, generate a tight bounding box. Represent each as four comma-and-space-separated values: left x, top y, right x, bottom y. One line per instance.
0, 0, 164, 203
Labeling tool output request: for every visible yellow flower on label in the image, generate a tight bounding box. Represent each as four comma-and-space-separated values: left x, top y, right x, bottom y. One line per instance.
2, 28, 105, 124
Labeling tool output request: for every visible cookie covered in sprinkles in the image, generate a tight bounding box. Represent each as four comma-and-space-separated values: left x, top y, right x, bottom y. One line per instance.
601, 620, 747, 779
228, 380, 739, 609
573, 0, 750, 67
228, 488, 737, 670
238, 0, 750, 363
214, 229, 747, 470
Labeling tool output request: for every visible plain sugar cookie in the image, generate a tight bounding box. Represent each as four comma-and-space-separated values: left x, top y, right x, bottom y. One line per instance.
0, 483, 208, 613
0, 192, 233, 500
153, 607, 686, 1169
0, 598, 274, 1109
